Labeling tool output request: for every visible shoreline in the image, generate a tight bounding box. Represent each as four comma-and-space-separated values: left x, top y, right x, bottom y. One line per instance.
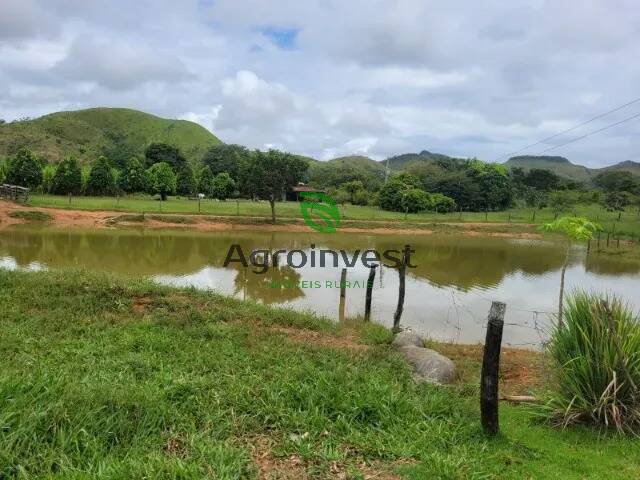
0, 200, 542, 238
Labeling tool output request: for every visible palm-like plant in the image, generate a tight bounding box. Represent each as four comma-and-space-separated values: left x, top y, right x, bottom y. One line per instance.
540, 217, 601, 326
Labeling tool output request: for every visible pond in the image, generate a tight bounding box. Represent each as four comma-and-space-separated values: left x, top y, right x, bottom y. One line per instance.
2, 225, 639, 348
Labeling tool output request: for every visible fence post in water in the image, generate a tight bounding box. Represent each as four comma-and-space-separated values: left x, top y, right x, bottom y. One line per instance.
393, 245, 409, 332
338, 268, 347, 322
480, 301, 506, 437
364, 265, 377, 321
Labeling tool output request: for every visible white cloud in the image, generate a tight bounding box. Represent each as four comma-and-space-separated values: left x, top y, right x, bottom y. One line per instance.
0, 0, 639, 165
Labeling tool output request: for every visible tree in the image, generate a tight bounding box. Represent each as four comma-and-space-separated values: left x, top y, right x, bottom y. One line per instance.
144, 143, 186, 171
212, 172, 236, 200
540, 217, 601, 326
198, 166, 215, 197
5, 148, 43, 188
86, 156, 116, 196
41, 165, 56, 194
594, 170, 639, 193
146, 162, 176, 201
0, 158, 7, 183
51, 156, 82, 195
341, 180, 364, 204
249, 150, 308, 222
118, 157, 147, 193
400, 188, 430, 213
524, 168, 560, 191
176, 164, 197, 196
379, 179, 409, 212
549, 190, 578, 216
428, 192, 456, 212
201, 144, 249, 180
603, 191, 631, 212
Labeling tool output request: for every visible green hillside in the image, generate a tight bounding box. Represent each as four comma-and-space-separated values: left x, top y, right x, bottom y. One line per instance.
504, 156, 592, 182
327, 155, 385, 173
596, 160, 640, 176
383, 150, 454, 170
0, 108, 222, 164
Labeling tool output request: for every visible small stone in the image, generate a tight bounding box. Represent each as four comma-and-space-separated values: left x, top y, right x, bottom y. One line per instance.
399, 346, 456, 384
392, 331, 423, 348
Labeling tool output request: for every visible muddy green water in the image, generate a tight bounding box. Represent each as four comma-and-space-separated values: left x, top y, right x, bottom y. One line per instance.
2, 225, 639, 347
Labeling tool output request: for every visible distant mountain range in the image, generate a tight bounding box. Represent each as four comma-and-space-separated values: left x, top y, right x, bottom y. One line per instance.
331, 151, 640, 183
504, 156, 640, 181
1, 107, 637, 182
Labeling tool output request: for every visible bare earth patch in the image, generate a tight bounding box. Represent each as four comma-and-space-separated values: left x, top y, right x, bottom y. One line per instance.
0, 200, 541, 238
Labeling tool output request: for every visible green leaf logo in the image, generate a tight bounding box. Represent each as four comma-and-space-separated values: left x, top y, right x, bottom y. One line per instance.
300, 192, 341, 233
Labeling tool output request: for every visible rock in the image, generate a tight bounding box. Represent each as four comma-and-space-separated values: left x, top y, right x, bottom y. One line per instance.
392, 331, 423, 348
399, 346, 456, 384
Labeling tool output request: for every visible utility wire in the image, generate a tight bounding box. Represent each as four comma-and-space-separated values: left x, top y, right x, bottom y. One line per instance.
534, 110, 640, 154
494, 96, 640, 161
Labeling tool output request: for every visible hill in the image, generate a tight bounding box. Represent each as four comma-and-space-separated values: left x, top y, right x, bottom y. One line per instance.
0, 108, 222, 165
505, 156, 592, 182
505, 156, 640, 182
596, 160, 640, 177
327, 155, 385, 173
382, 150, 454, 170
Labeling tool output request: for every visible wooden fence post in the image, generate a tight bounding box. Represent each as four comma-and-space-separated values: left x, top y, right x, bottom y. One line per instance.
393, 245, 409, 332
340, 268, 347, 299
364, 265, 377, 321
480, 301, 506, 436
198, 197, 201, 213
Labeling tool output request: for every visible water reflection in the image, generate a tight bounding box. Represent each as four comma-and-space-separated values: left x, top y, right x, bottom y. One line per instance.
1, 225, 639, 347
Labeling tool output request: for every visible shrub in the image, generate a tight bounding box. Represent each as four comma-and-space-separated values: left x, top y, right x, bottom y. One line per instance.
146, 162, 176, 201
212, 172, 235, 200
401, 188, 430, 213
41, 164, 56, 194
428, 192, 456, 213
86, 156, 116, 196
51, 156, 82, 195
176, 164, 197, 196
544, 292, 640, 432
198, 166, 215, 197
118, 157, 147, 193
5, 148, 43, 188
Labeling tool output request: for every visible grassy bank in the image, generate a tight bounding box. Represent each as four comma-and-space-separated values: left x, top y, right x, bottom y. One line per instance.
1, 268, 638, 478
25, 194, 640, 234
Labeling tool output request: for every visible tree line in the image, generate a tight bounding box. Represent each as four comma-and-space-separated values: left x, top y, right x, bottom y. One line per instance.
1, 143, 639, 219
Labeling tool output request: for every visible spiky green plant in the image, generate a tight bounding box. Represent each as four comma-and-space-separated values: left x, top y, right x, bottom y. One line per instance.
545, 291, 640, 432
539, 217, 602, 325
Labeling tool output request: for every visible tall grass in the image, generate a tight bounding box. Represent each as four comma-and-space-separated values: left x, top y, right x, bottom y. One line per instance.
546, 292, 640, 432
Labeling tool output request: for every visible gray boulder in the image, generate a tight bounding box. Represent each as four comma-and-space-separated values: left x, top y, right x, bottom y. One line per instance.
392, 331, 423, 348
399, 346, 456, 384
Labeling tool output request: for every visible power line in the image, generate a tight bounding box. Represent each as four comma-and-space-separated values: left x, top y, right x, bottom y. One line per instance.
534, 110, 640, 155
494, 96, 640, 161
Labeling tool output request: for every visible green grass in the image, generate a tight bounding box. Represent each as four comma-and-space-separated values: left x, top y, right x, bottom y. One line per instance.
26, 194, 640, 234
7, 210, 53, 222
1, 268, 638, 478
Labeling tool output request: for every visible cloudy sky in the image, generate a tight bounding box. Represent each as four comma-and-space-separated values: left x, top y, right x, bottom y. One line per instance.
1, 0, 639, 166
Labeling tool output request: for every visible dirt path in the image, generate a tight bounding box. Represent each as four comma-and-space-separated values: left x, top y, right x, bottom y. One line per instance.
0, 200, 541, 238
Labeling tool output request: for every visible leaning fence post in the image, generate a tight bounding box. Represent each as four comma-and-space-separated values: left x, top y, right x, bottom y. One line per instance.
480, 301, 506, 436
364, 265, 377, 321
393, 245, 409, 332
